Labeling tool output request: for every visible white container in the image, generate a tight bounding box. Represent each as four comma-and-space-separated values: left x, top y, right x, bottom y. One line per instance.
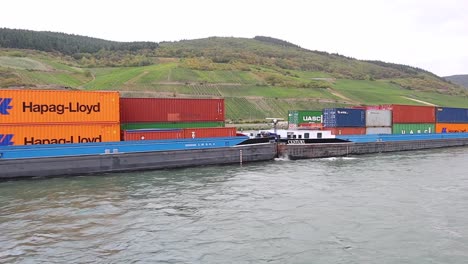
366, 110, 392, 127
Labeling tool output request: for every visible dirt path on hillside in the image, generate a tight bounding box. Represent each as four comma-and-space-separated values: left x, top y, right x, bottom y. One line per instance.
327, 88, 359, 104
402, 96, 437, 106
125, 71, 149, 85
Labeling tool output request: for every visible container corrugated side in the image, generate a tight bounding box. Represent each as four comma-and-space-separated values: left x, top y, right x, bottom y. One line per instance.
366, 127, 392, 134
183, 127, 237, 138
323, 127, 366, 135
122, 127, 238, 141
366, 110, 392, 127
120, 98, 225, 123
298, 123, 323, 129
0, 123, 120, 146
0, 89, 119, 124
387, 105, 435, 123
435, 107, 468, 123
121, 121, 225, 130
392, 123, 435, 135
288, 110, 322, 125
122, 129, 184, 141
435, 123, 468, 133
323, 108, 365, 127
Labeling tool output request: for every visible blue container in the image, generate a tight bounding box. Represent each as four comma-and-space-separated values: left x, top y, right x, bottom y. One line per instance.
323, 108, 366, 127
436, 107, 468, 123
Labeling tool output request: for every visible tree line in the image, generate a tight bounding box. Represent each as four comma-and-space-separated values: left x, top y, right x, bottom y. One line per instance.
0, 28, 159, 55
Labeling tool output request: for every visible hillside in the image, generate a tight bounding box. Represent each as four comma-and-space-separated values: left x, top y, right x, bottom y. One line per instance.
445, 74, 468, 89
0, 29, 467, 121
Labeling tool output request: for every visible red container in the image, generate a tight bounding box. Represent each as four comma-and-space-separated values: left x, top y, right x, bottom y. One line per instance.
120, 98, 225, 123
323, 127, 366, 135
183, 127, 237, 138
382, 104, 435, 123
298, 123, 323, 129
122, 129, 183, 141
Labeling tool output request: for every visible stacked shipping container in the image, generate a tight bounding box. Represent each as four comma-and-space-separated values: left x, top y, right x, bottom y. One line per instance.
300, 104, 468, 136
120, 98, 232, 141
382, 104, 436, 135
322, 108, 366, 135
435, 107, 468, 133
365, 109, 392, 134
120, 98, 225, 129
0, 90, 120, 146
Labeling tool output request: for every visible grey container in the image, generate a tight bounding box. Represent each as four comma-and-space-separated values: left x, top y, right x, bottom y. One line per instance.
366, 110, 392, 127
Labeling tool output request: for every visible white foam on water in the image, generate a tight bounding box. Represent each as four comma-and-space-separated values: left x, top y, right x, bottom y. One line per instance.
321, 156, 357, 161
274, 156, 290, 161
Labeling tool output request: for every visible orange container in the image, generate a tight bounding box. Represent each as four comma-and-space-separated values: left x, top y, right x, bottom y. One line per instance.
436, 123, 468, 133
0, 89, 120, 124
0, 123, 120, 146
183, 127, 237, 138
122, 129, 184, 141
323, 127, 366, 135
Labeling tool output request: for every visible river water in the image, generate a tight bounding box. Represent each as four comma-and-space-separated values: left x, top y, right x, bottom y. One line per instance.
1, 147, 468, 263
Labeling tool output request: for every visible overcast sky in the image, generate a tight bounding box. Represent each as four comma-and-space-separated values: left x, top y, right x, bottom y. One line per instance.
1, 0, 467, 76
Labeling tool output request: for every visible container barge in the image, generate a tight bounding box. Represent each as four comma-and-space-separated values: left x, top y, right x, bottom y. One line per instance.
0, 89, 277, 179
282, 132, 468, 159
2, 128, 468, 179
2, 89, 468, 180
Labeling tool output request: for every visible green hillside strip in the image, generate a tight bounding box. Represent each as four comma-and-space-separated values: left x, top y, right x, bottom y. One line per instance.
217, 85, 335, 99
225, 97, 264, 120
194, 70, 256, 83
0, 56, 50, 71
403, 92, 468, 107
40, 59, 83, 73
333, 79, 419, 104
84, 67, 147, 90
136, 63, 177, 83
21, 70, 88, 87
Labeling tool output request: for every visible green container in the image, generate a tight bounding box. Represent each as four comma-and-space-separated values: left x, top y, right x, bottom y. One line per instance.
392, 123, 435, 135
121, 121, 225, 130
288, 110, 322, 125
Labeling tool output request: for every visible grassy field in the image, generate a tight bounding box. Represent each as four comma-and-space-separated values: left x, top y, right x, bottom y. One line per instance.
0, 56, 50, 71
333, 79, 468, 107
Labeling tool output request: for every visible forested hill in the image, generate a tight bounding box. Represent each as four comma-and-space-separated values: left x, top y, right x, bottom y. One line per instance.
445, 74, 468, 89
0, 28, 159, 55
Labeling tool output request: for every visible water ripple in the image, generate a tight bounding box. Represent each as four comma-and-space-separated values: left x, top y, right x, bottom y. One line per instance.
1, 147, 468, 263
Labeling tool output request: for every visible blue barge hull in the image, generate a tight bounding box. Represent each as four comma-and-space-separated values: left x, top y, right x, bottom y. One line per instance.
3, 134, 468, 179
0, 141, 278, 179
336, 133, 468, 143
285, 134, 468, 159
0, 136, 248, 160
